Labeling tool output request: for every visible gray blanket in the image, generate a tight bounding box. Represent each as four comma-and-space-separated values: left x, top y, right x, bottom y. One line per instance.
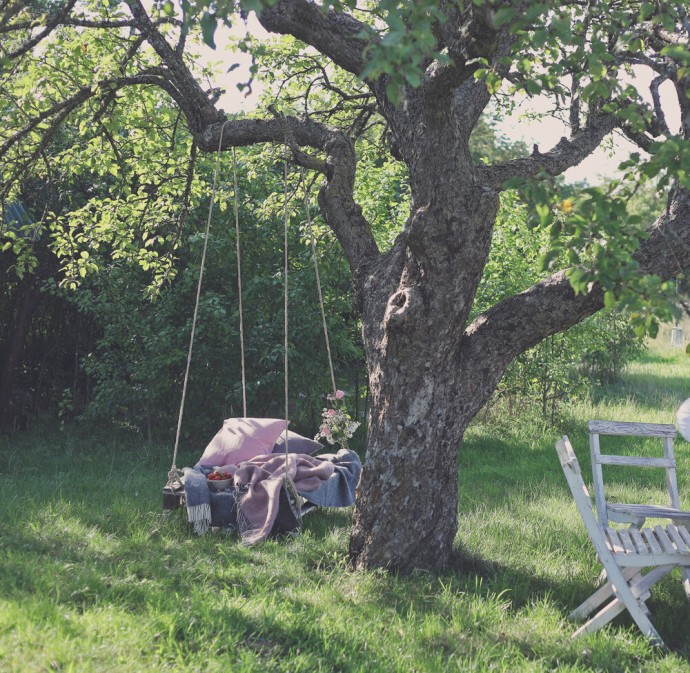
183, 448, 361, 539
183, 467, 238, 533
297, 448, 361, 507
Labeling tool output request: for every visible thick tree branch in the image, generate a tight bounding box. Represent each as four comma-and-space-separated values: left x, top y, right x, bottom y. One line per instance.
459, 186, 690, 402
481, 113, 618, 189
621, 126, 655, 153
257, 0, 372, 78
421, 12, 514, 139
254, 0, 411, 138
124, 0, 223, 133
650, 75, 672, 137
199, 114, 380, 293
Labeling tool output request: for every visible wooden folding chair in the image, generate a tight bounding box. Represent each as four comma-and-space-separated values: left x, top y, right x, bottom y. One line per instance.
589, 420, 690, 597
556, 436, 690, 648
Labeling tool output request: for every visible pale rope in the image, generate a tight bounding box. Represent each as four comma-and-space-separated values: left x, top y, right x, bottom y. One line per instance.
168, 120, 229, 482
283, 159, 290, 462
232, 147, 247, 417
303, 171, 337, 395
282, 160, 301, 527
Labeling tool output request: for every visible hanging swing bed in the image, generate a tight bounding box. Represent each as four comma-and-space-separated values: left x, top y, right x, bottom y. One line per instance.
161, 123, 362, 544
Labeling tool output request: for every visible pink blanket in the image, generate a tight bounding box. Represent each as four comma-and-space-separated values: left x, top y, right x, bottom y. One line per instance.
217, 453, 335, 544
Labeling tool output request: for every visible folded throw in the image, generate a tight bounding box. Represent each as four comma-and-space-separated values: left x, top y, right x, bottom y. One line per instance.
297, 448, 361, 508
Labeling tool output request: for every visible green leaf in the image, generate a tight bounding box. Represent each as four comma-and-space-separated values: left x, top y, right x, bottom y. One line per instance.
648, 318, 659, 339
200, 12, 218, 50
538, 249, 559, 272
494, 7, 516, 27
535, 202, 553, 227
639, 2, 655, 20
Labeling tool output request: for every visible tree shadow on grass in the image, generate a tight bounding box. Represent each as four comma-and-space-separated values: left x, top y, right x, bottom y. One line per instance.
4, 425, 690, 668
4, 471, 690, 669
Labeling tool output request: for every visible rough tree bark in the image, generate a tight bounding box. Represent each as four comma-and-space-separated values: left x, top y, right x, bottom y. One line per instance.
3, 0, 690, 572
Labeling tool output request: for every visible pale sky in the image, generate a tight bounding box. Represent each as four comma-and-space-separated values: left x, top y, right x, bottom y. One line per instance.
202, 15, 681, 186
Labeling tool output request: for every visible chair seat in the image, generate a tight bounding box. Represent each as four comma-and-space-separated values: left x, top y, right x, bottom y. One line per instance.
605, 524, 690, 567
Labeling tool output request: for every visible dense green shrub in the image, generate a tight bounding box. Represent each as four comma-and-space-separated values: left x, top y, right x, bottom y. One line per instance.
68, 150, 365, 443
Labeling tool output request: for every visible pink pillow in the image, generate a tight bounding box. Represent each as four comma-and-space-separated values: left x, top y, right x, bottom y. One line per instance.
195, 418, 288, 468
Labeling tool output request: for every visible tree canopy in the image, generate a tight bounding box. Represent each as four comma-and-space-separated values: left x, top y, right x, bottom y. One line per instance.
2, 0, 690, 571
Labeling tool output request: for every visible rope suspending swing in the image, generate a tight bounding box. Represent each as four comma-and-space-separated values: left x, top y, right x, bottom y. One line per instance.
232, 147, 248, 418
165, 120, 231, 493
164, 125, 340, 526
303, 168, 337, 396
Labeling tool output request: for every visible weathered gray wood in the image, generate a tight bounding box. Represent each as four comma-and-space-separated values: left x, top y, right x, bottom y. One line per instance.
589, 431, 608, 527
568, 567, 639, 621
615, 551, 690, 566
587, 420, 677, 438
654, 526, 677, 554
619, 529, 636, 555
595, 455, 675, 468
608, 503, 690, 520
607, 509, 646, 526
606, 528, 624, 552
679, 526, 690, 548
663, 437, 681, 509
667, 525, 690, 553
572, 600, 626, 638
555, 436, 690, 648
629, 528, 649, 554
588, 417, 690, 600
641, 527, 663, 555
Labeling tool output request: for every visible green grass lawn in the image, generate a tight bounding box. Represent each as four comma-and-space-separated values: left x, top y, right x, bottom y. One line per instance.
2, 339, 690, 671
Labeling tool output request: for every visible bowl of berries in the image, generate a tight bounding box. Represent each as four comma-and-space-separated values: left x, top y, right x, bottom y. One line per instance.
207, 470, 233, 492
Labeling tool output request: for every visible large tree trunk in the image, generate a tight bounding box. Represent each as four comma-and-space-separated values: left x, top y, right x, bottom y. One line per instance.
349, 127, 502, 569
349, 363, 471, 571
8, 0, 689, 575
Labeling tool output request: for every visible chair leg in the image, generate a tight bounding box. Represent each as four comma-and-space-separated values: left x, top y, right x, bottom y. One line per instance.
569, 567, 639, 621
569, 566, 673, 648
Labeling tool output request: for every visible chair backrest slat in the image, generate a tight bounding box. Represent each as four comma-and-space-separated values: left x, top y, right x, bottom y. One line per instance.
595, 456, 675, 468
587, 420, 676, 438
588, 420, 679, 528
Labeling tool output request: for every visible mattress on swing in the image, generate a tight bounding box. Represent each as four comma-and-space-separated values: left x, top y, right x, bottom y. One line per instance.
182, 418, 362, 544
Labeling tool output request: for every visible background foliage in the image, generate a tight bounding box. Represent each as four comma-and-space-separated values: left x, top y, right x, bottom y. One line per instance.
0, 11, 662, 438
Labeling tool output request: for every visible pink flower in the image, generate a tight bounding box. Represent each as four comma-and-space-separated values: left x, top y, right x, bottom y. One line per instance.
334, 390, 345, 400
321, 425, 331, 435
327, 409, 335, 416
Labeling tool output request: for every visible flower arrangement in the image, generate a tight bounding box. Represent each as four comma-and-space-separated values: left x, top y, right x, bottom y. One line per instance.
314, 390, 360, 449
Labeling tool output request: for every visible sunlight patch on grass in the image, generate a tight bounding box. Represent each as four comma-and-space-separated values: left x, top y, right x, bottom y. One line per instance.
2, 343, 690, 669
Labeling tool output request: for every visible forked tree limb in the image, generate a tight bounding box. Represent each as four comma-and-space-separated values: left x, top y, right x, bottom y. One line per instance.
124, 0, 224, 132
481, 113, 618, 189
462, 186, 690, 396
257, 0, 372, 79
198, 114, 380, 286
